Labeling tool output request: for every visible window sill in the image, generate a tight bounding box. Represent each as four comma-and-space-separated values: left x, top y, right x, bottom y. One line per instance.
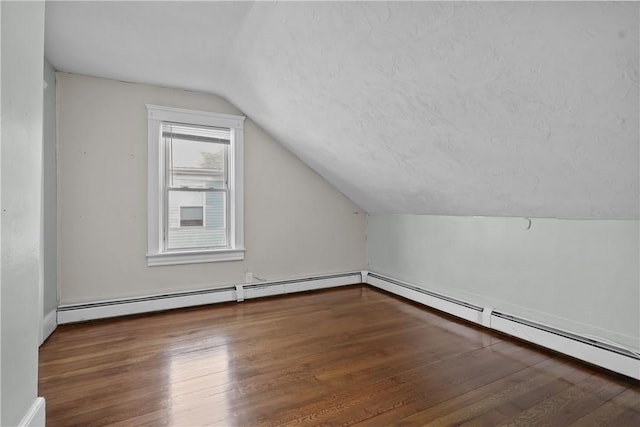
147, 248, 245, 266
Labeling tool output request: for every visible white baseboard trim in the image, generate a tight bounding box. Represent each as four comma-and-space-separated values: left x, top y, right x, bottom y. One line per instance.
490, 312, 640, 380
242, 273, 361, 300
367, 273, 484, 325
18, 397, 45, 427
57, 272, 362, 324
365, 271, 640, 380
41, 309, 57, 345
55, 269, 639, 379
57, 287, 236, 324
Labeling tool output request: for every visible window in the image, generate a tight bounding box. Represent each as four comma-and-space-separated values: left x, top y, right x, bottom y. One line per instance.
146, 105, 245, 266
180, 207, 203, 227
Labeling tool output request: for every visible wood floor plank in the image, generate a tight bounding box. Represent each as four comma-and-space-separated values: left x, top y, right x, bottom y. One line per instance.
289, 341, 549, 427
372, 358, 583, 426
39, 285, 640, 426
496, 373, 631, 427
568, 387, 640, 426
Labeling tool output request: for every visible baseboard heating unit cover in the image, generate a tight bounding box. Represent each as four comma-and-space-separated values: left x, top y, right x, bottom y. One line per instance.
366, 272, 640, 380
57, 271, 362, 323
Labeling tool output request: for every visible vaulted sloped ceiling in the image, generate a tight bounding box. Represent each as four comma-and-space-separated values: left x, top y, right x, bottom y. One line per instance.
45, 1, 639, 219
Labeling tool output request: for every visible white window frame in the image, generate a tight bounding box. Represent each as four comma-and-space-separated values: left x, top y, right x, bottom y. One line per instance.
146, 105, 245, 266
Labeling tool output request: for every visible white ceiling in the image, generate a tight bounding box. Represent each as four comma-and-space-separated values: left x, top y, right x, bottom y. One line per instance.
45, 1, 639, 219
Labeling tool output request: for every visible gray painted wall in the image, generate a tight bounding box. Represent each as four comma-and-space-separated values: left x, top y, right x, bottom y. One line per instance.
57, 73, 366, 304
1, 1, 45, 425
43, 58, 58, 319
368, 214, 639, 351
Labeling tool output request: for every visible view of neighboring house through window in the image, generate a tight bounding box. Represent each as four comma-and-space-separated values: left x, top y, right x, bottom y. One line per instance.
164, 122, 228, 250
147, 105, 245, 266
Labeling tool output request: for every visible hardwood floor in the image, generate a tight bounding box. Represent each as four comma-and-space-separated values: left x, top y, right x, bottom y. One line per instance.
39, 285, 640, 426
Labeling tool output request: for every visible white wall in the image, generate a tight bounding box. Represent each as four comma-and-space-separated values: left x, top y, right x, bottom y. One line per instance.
368, 214, 639, 351
57, 73, 366, 304
1, 1, 46, 425
43, 58, 58, 320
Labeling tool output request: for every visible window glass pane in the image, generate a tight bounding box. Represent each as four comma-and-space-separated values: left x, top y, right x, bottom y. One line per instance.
167, 190, 227, 250
165, 123, 228, 189
168, 140, 226, 189
171, 139, 225, 171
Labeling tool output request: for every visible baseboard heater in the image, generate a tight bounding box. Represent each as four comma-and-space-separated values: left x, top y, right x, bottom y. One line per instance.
366, 272, 640, 380
57, 271, 362, 324
56, 270, 639, 379
366, 272, 484, 325
491, 311, 639, 360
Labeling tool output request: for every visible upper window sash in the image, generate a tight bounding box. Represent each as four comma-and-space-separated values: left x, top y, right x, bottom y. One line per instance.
163, 129, 230, 192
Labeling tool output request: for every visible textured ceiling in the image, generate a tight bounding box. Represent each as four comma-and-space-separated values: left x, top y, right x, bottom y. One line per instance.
45, 2, 639, 219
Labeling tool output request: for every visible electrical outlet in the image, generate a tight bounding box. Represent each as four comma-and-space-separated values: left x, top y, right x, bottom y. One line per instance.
245, 271, 253, 283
